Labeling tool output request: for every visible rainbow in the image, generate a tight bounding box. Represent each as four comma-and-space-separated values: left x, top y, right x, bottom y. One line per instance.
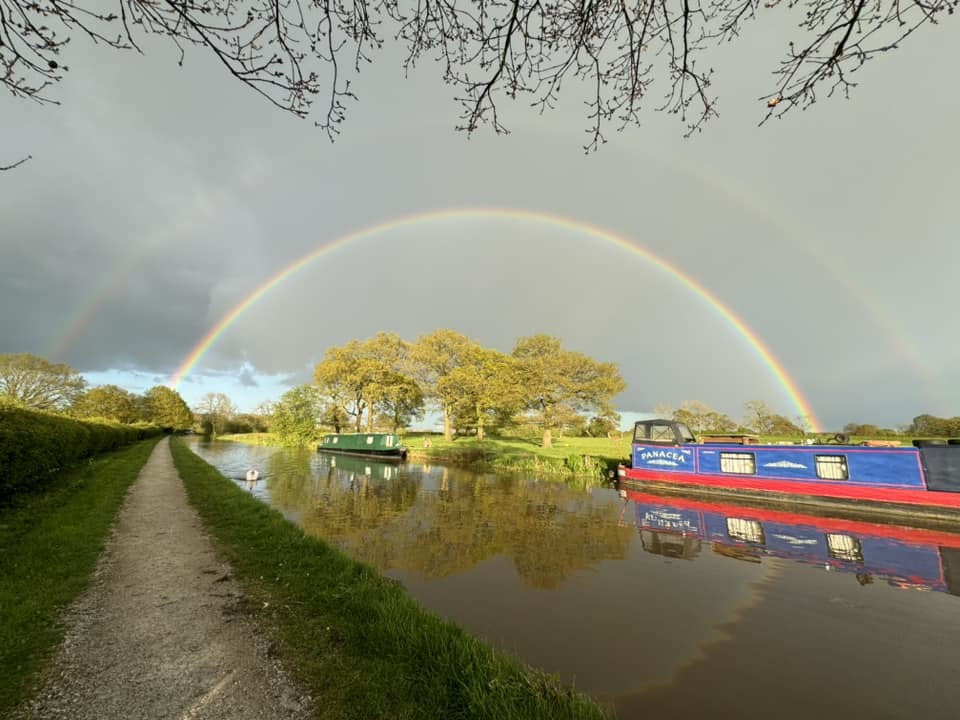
168, 208, 822, 431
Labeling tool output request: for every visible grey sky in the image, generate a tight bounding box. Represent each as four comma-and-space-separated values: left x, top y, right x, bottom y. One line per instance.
2, 13, 958, 430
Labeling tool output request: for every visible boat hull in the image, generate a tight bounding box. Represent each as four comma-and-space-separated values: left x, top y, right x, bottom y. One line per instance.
317, 447, 407, 461
618, 466, 960, 528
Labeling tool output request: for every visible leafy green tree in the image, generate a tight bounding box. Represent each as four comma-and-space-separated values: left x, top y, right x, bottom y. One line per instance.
141, 386, 193, 431
586, 412, 621, 438
272, 385, 322, 446
194, 392, 237, 436
439, 348, 522, 441
370, 372, 425, 432
70, 384, 139, 423
512, 335, 626, 448
409, 330, 478, 441
0, 353, 86, 411
909, 414, 960, 437
314, 333, 409, 432
319, 403, 349, 433
766, 414, 803, 436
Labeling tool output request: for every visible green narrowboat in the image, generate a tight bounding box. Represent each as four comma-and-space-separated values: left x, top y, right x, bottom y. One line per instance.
317, 432, 408, 460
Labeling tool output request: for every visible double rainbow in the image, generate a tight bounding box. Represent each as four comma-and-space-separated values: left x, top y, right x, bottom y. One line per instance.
164, 208, 822, 431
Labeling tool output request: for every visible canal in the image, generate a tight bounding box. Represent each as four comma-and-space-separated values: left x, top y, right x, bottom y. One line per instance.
184, 438, 960, 719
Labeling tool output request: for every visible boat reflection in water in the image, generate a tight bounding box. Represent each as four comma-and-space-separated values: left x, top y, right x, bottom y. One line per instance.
316, 450, 402, 481
623, 489, 960, 595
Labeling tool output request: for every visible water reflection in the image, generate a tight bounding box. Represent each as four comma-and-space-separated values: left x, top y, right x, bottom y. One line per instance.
626, 489, 960, 596
305, 452, 632, 588
184, 439, 960, 718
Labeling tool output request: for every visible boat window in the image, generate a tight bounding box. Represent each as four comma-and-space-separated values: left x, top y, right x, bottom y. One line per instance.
332, 437, 339, 443
386, 436, 394, 447
676, 423, 696, 442
826, 533, 863, 562
366, 436, 374, 444
720, 452, 756, 474
726, 518, 765, 544
815, 455, 849, 480
649, 424, 676, 442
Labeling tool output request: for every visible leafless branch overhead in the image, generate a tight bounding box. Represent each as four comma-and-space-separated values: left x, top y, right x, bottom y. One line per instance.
1, 0, 955, 152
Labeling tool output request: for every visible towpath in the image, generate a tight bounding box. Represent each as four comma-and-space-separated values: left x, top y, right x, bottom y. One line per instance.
17, 437, 311, 720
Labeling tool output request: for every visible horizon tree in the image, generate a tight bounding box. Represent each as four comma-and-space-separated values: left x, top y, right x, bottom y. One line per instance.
194, 392, 237, 436
70, 384, 139, 423
0, 353, 86, 411
142, 385, 194, 431
409, 330, 478, 442
439, 347, 523, 441
512, 334, 626, 448
271, 384, 322, 446
3, 0, 952, 168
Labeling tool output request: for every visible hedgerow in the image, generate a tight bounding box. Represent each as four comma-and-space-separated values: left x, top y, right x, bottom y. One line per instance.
0, 407, 162, 498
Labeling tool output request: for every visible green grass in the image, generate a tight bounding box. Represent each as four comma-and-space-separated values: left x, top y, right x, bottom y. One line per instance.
220, 431, 630, 479
0, 438, 161, 715
170, 438, 610, 720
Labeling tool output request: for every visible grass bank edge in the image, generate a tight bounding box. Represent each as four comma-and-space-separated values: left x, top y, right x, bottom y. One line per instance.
218, 432, 628, 479
0, 437, 162, 715
170, 438, 611, 720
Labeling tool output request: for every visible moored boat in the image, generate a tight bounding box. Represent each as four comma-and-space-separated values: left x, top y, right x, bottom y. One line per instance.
317, 432, 408, 460
617, 419, 960, 526
621, 489, 960, 595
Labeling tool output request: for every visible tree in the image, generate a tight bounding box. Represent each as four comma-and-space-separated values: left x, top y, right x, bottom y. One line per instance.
766, 414, 803, 436
70, 384, 139, 423
438, 348, 522, 441
743, 400, 776, 436
272, 385, 322, 446
194, 392, 237, 436
370, 372, 425, 433
512, 335, 626, 448
586, 412, 621, 438
409, 330, 478, 441
142, 386, 193, 431
0, 353, 86, 410
314, 333, 410, 433
4, 0, 949, 162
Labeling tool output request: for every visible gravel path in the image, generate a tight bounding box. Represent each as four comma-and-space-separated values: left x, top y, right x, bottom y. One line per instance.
17, 438, 312, 720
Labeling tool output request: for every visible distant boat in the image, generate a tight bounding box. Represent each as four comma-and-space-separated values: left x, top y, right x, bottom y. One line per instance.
245, 469, 260, 482
317, 433, 408, 460
617, 419, 960, 525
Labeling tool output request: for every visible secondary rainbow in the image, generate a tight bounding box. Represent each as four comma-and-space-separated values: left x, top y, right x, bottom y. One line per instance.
168, 208, 823, 431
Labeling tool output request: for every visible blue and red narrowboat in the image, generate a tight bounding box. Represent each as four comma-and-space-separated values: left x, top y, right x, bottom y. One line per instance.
621, 490, 960, 596
616, 419, 960, 525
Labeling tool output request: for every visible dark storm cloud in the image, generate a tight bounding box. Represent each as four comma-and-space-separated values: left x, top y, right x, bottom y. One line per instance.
2, 19, 959, 428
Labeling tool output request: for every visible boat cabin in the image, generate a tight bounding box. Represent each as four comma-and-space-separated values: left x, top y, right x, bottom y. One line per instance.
632, 419, 697, 445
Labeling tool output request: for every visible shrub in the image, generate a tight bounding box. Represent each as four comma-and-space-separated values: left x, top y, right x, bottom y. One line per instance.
0, 407, 163, 498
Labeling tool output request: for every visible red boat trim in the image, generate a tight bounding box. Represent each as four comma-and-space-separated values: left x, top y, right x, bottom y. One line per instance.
620, 466, 960, 509
623, 490, 960, 548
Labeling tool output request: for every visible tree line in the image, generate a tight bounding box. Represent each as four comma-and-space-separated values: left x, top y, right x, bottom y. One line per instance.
0, 353, 193, 431
273, 330, 626, 448
6, 350, 957, 445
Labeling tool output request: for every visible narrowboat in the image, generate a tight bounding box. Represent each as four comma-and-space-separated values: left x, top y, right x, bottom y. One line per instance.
317, 432, 408, 460
622, 490, 960, 596
616, 419, 960, 525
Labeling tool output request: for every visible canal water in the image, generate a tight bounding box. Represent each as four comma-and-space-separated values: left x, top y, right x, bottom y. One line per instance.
185, 438, 960, 719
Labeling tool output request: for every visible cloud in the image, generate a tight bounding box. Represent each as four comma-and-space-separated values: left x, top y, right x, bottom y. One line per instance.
3, 22, 958, 427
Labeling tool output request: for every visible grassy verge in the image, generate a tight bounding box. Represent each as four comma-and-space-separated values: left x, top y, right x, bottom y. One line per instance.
0, 437, 161, 715
219, 432, 629, 479
170, 438, 610, 720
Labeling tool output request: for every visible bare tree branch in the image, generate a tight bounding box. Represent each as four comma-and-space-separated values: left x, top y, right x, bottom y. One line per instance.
1, 0, 956, 153
0, 154, 31, 171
